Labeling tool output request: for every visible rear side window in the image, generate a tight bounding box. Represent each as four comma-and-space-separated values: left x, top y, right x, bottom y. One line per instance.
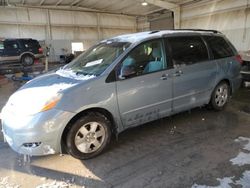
167, 36, 209, 65
204, 36, 234, 59
23, 40, 40, 48
4, 41, 19, 50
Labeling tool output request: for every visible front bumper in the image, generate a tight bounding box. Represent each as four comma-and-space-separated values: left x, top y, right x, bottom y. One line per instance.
1, 108, 75, 156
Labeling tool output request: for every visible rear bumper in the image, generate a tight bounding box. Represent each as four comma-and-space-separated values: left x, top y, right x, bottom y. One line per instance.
34, 54, 44, 59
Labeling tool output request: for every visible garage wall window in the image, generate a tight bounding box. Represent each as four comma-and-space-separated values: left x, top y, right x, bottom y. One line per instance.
167, 36, 209, 65
71, 42, 84, 54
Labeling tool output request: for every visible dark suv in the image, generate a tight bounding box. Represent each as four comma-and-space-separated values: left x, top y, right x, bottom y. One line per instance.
0, 38, 44, 66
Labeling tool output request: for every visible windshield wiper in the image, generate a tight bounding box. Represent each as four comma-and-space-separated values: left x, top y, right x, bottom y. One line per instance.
75, 71, 95, 76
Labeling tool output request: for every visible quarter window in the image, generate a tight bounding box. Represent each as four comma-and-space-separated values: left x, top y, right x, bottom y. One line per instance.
120, 40, 166, 78
167, 36, 209, 65
23, 40, 39, 48
204, 36, 234, 59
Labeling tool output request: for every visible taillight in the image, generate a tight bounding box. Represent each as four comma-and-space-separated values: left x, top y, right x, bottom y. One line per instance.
235, 54, 243, 65
38, 47, 43, 54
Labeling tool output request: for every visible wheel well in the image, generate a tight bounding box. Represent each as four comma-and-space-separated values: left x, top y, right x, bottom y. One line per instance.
218, 79, 232, 95
60, 108, 116, 153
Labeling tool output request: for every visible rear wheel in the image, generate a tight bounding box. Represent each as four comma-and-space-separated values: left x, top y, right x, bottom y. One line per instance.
210, 82, 230, 110
66, 112, 111, 160
21, 54, 34, 66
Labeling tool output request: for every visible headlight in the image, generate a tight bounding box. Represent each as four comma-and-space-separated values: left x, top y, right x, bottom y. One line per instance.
40, 94, 62, 112
4, 92, 62, 116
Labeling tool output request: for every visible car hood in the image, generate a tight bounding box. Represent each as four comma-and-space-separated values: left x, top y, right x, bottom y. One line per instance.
2, 71, 96, 116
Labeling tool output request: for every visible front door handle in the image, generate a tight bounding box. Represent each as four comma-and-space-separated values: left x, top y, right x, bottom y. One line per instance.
173, 70, 183, 77
160, 73, 169, 80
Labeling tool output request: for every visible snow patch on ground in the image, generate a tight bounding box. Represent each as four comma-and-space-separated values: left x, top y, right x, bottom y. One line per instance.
192, 177, 234, 188
230, 137, 250, 166
36, 180, 71, 188
235, 170, 250, 187
0, 177, 20, 188
230, 152, 250, 166
192, 137, 250, 188
235, 137, 250, 151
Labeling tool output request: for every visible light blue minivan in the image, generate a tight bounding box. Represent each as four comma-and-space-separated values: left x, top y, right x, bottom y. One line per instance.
1, 30, 242, 159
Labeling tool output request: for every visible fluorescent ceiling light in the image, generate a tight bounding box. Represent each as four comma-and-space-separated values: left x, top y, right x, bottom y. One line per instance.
142, 1, 148, 6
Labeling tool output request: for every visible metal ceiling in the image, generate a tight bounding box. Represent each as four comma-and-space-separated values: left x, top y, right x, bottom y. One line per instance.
4, 0, 199, 16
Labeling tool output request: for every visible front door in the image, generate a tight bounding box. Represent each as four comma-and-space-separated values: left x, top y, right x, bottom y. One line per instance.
116, 39, 173, 128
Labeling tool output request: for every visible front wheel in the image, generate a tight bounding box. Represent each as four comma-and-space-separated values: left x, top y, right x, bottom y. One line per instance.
66, 112, 111, 160
210, 82, 230, 111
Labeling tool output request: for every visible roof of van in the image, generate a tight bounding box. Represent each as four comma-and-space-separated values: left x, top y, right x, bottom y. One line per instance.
104, 29, 222, 43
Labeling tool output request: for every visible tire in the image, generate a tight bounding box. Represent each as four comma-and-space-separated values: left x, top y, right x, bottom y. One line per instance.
66, 112, 112, 160
21, 54, 34, 66
210, 82, 230, 111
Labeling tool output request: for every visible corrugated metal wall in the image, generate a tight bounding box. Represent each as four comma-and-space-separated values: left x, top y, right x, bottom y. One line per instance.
0, 7, 136, 61
138, 0, 249, 52
181, 0, 250, 51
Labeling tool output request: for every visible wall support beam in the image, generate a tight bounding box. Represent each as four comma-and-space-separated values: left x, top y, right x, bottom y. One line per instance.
145, 0, 180, 28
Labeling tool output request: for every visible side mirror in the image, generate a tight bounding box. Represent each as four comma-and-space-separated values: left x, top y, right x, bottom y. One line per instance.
119, 65, 136, 80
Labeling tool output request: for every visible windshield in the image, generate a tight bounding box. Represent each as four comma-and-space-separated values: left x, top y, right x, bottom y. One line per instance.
62, 41, 131, 76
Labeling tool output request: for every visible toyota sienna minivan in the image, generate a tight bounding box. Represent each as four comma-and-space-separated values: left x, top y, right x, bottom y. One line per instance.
1, 30, 242, 159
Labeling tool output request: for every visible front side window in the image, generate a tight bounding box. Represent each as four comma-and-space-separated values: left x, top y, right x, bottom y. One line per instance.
119, 39, 166, 79
61, 41, 130, 77
4, 41, 18, 50
204, 36, 234, 59
0, 42, 4, 50
168, 36, 209, 66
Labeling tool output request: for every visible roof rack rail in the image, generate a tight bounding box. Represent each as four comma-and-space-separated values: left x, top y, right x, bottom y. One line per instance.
173, 29, 222, 34
149, 30, 160, 34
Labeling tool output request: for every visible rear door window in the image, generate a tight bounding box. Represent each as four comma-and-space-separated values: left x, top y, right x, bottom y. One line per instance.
4, 41, 19, 50
204, 36, 234, 59
167, 36, 209, 66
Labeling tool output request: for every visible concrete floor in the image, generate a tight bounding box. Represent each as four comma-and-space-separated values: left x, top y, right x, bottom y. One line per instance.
0, 80, 250, 188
